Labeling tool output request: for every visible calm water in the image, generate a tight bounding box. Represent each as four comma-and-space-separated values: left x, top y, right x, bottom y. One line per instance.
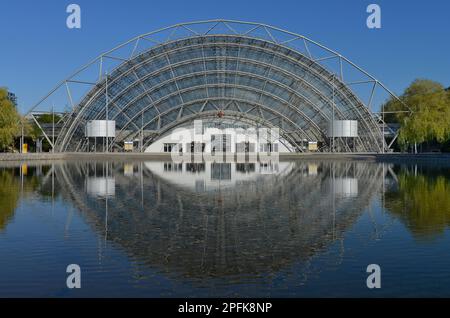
0, 159, 449, 297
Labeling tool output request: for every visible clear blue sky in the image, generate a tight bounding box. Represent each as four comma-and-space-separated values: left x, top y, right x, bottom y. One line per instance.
1, 0, 449, 114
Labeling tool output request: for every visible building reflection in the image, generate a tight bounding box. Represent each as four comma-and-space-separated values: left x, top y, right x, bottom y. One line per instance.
235, 163, 255, 173
123, 163, 137, 177
186, 163, 205, 173
84, 162, 116, 198
1, 159, 448, 282
211, 163, 231, 180
144, 160, 292, 191
52, 159, 385, 281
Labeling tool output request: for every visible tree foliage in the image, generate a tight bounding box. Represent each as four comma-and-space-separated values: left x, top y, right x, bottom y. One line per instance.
27, 113, 62, 141
0, 88, 21, 151
382, 79, 450, 147
35, 113, 62, 124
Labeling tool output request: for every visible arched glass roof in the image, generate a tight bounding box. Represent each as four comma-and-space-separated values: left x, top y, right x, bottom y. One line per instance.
27, 20, 407, 152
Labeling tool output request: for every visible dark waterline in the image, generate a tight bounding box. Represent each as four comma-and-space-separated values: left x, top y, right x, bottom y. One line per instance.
0, 159, 449, 297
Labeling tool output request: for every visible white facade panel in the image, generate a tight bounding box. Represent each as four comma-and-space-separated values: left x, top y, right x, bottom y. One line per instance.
328, 120, 358, 137
145, 127, 294, 153
86, 120, 116, 138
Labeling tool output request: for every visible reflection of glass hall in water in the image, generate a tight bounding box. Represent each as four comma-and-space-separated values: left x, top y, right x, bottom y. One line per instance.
53, 160, 385, 279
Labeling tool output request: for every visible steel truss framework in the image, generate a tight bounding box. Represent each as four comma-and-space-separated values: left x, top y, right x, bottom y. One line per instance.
26, 20, 410, 153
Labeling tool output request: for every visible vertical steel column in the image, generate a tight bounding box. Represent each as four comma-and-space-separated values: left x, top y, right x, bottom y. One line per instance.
331, 74, 335, 152
141, 111, 144, 153
52, 104, 55, 153
105, 161, 109, 241
105, 72, 109, 153
140, 162, 144, 208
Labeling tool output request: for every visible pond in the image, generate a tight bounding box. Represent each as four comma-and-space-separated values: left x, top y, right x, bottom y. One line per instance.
0, 159, 449, 297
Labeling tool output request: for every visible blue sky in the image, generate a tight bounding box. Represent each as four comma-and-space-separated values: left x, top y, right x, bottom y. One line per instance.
1, 0, 449, 114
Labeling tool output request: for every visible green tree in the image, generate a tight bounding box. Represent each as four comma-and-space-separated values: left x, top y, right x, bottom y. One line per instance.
382, 79, 450, 149
34, 113, 61, 124
0, 88, 21, 151
27, 113, 62, 151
